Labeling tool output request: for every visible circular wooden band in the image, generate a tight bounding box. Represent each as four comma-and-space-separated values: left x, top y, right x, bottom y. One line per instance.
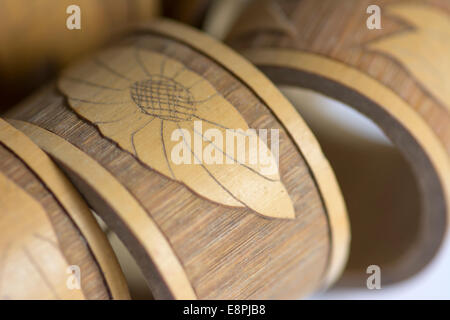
0, 119, 130, 300
6, 19, 348, 297
8, 119, 197, 300
137, 19, 350, 287
243, 48, 450, 280
243, 48, 450, 221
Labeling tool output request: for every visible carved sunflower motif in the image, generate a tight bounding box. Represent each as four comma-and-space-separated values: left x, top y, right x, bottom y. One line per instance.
368, 3, 450, 112
58, 45, 295, 219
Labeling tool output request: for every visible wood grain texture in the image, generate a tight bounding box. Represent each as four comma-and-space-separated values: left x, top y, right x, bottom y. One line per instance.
5, 19, 349, 299
58, 44, 295, 220
226, 0, 450, 284
0, 119, 129, 299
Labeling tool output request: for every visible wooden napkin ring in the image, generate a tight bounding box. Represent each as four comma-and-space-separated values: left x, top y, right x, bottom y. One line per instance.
226, 0, 450, 284
0, 119, 129, 299
6, 19, 349, 299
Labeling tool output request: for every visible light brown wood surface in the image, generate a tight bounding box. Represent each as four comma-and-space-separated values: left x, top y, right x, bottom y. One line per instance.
226, 0, 450, 285
5, 19, 349, 299
0, 171, 86, 300
0, 0, 160, 111
0, 0, 160, 80
0, 119, 130, 299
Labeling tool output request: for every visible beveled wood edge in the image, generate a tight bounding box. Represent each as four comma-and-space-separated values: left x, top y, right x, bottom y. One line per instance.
0, 118, 130, 300
0, 170, 87, 299
242, 48, 450, 211
8, 119, 197, 300
243, 48, 450, 267
136, 18, 350, 288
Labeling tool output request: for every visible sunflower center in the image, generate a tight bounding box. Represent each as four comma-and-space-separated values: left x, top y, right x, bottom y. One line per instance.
130, 76, 196, 122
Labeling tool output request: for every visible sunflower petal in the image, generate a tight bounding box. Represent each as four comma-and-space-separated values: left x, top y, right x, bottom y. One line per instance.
202, 160, 294, 219
132, 118, 175, 178
59, 45, 295, 219
60, 56, 131, 91
136, 49, 186, 79
67, 99, 138, 124
162, 121, 242, 207
59, 47, 140, 124
368, 3, 450, 112
193, 95, 281, 180
59, 77, 127, 104
59, 45, 154, 91
97, 112, 154, 153
180, 118, 293, 219
59, 57, 131, 106
96, 46, 149, 82
194, 95, 250, 136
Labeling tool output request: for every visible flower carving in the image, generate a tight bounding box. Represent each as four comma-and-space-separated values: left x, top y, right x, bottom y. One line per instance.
368, 3, 450, 112
58, 45, 295, 219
